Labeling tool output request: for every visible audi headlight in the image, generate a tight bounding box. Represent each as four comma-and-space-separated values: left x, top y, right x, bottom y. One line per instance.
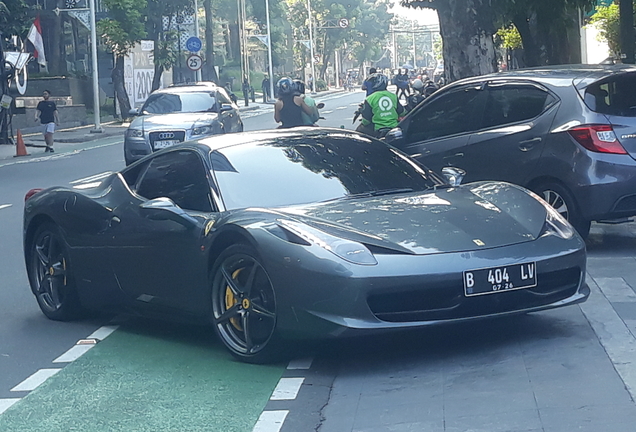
126, 129, 144, 138
278, 219, 377, 265
541, 203, 575, 239
192, 124, 215, 136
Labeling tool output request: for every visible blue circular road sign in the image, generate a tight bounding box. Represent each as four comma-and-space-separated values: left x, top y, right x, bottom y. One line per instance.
186, 37, 202, 53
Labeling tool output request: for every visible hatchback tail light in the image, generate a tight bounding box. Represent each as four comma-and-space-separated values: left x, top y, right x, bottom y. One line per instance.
25, 188, 43, 201
568, 125, 628, 154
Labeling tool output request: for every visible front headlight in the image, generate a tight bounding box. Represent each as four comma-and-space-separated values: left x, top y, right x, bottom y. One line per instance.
192, 124, 215, 136
126, 129, 144, 138
541, 203, 575, 239
278, 219, 378, 265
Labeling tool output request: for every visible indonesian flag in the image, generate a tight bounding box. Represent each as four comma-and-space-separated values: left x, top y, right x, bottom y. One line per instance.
27, 15, 47, 67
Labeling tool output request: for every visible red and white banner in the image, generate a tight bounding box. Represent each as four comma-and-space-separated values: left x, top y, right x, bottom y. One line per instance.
27, 15, 47, 67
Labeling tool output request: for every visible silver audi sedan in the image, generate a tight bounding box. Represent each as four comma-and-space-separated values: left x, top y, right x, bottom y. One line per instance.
124, 82, 243, 165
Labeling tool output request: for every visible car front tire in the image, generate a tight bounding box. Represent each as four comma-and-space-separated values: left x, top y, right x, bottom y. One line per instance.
534, 182, 591, 239
27, 223, 85, 320
210, 244, 281, 363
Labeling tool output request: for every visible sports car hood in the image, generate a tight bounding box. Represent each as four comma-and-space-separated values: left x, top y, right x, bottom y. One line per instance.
273, 182, 549, 255
131, 112, 219, 130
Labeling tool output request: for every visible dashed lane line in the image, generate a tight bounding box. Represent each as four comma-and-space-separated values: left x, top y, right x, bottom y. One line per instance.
0, 399, 19, 415
0, 204, 11, 210
252, 410, 289, 432
270, 377, 305, 401
580, 276, 636, 401
11, 369, 62, 392
287, 357, 313, 370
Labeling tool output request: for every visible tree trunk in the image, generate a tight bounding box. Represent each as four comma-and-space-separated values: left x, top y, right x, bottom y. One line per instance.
203, 0, 219, 82
112, 55, 132, 118
435, 0, 497, 82
152, 63, 164, 91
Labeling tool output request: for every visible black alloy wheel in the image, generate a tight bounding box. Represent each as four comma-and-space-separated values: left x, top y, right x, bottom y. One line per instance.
28, 223, 84, 320
211, 244, 279, 363
535, 182, 591, 239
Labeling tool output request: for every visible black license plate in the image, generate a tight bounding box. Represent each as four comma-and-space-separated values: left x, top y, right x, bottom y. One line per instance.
463, 262, 537, 297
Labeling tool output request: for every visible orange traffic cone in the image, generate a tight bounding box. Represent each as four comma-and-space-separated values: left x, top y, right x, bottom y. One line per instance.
14, 129, 30, 157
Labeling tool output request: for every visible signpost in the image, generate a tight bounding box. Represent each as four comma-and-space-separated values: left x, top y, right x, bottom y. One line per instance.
187, 54, 203, 71
185, 36, 202, 53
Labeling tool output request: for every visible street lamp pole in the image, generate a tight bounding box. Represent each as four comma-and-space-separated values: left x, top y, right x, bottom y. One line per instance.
194, 0, 202, 81
89, 0, 102, 132
264, 0, 275, 100
307, 0, 316, 93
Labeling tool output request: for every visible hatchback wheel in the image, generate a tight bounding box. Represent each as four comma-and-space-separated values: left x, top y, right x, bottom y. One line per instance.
28, 223, 85, 320
535, 183, 591, 238
210, 244, 280, 363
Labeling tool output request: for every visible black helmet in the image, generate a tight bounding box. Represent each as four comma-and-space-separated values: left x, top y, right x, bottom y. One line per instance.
368, 73, 388, 92
277, 77, 294, 96
292, 79, 306, 95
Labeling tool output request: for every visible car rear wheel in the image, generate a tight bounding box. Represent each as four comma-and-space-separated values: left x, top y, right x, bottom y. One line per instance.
534, 182, 591, 239
28, 223, 85, 320
210, 244, 280, 363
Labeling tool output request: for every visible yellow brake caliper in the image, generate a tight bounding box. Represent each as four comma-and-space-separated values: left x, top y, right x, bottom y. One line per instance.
225, 269, 243, 330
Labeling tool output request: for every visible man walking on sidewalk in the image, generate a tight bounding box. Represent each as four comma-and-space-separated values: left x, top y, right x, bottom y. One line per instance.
34, 90, 59, 153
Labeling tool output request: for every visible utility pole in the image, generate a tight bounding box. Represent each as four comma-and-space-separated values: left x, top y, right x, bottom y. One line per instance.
620, 0, 635, 64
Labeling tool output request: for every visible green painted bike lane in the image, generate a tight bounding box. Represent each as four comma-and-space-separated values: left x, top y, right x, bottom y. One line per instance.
0, 320, 285, 432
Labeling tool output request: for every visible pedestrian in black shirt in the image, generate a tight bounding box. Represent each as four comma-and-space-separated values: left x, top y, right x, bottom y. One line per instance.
34, 90, 59, 153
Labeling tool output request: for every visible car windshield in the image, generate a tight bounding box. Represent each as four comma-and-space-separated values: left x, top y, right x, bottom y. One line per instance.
209, 133, 440, 210
142, 92, 218, 114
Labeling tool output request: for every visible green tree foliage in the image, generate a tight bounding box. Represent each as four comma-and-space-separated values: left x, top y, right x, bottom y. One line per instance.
98, 0, 147, 116
402, 0, 595, 81
496, 24, 522, 50
589, 2, 621, 57
0, 0, 30, 39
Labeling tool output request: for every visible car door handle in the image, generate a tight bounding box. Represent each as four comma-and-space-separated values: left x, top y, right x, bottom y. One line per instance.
443, 152, 464, 159
519, 137, 542, 151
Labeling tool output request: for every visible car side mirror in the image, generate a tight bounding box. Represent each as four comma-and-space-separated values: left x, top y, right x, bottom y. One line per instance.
441, 167, 466, 187
220, 104, 233, 113
384, 127, 403, 144
140, 197, 200, 229
128, 108, 140, 116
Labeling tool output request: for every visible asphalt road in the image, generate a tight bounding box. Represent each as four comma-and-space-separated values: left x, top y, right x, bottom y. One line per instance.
1, 90, 636, 431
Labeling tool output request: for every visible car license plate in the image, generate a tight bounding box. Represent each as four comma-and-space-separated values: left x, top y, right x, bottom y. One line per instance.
463, 262, 537, 297
154, 140, 180, 149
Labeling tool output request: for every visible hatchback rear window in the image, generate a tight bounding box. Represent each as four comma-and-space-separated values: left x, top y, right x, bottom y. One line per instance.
584, 74, 636, 117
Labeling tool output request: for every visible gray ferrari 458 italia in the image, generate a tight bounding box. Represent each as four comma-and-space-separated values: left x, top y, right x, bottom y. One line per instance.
23, 128, 589, 363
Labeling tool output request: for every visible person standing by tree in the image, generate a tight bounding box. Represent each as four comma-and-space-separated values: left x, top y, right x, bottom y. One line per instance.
262, 75, 270, 102
34, 90, 59, 153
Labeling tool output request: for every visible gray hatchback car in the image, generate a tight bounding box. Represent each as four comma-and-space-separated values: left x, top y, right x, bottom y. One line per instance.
386, 65, 636, 237
124, 82, 243, 165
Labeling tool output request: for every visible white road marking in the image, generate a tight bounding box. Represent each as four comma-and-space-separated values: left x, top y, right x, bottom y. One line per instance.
270, 377, 305, 400
287, 357, 313, 370
580, 277, 636, 401
70, 171, 112, 184
88, 325, 119, 341
336, 106, 348, 110
52, 344, 96, 363
595, 277, 636, 302
321, 110, 334, 114
11, 368, 62, 392
0, 204, 11, 210
0, 398, 20, 415
252, 410, 288, 432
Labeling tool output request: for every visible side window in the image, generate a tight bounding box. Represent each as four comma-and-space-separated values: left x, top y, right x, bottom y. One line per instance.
481, 84, 554, 129
136, 150, 213, 212
407, 87, 484, 142
217, 89, 231, 105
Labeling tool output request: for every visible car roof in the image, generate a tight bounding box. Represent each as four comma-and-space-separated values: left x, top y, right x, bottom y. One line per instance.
153, 82, 220, 94
192, 127, 376, 152
453, 64, 636, 88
